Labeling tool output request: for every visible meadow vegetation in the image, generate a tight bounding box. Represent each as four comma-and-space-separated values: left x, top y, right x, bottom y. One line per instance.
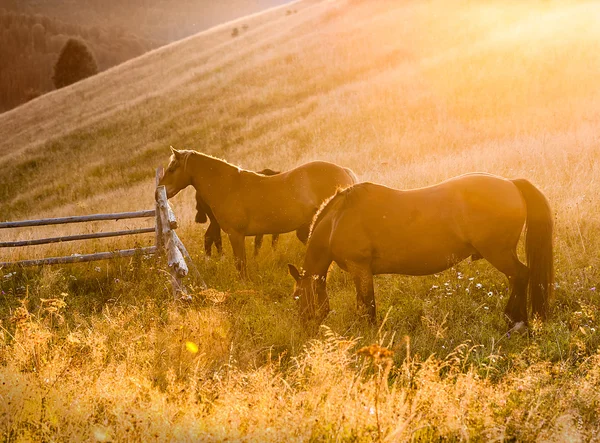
1, 0, 600, 440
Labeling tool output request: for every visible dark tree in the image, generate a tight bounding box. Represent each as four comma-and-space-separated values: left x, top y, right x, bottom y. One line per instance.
52, 38, 98, 89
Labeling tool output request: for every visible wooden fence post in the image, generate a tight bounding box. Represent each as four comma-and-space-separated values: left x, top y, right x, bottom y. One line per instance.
155, 184, 190, 300
155, 167, 164, 251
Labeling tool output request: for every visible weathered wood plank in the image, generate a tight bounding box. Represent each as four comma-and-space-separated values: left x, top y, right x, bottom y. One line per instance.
155, 185, 177, 231
166, 204, 178, 230
0, 210, 156, 229
172, 231, 206, 288
0, 227, 155, 248
165, 233, 188, 278
155, 167, 164, 250
155, 184, 188, 279
0, 247, 157, 268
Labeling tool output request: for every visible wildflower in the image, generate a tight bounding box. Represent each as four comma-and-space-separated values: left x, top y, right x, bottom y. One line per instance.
93, 427, 111, 442
591, 287, 596, 291
488, 291, 493, 297
94, 266, 101, 273
476, 283, 483, 289
185, 341, 199, 353
469, 277, 474, 281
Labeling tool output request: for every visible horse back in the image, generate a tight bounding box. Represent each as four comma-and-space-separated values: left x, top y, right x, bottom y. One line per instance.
317, 176, 528, 275
286, 161, 357, 204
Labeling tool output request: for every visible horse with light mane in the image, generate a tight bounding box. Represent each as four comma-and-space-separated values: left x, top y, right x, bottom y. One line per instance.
288, 173, 553, 331
194, 168, 282, 257
159, 148, 358, 278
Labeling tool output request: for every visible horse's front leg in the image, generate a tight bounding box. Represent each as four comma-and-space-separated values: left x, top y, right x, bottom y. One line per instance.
348, 261, 376, 323
228, 231, 247, 279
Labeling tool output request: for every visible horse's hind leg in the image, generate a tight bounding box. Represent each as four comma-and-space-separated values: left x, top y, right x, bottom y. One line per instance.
347, 261, 376, 323
214, 229, 223, 255
480, 248, 529, 326
505, 261, 529, 327
254, 235, 264, 256
296, 224, 310, 244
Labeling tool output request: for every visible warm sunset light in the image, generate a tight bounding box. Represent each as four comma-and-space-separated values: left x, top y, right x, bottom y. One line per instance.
1, 0, 599, 440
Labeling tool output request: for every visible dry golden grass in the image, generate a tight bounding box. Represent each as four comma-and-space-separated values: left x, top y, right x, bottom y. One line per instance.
2, 0, 600, 440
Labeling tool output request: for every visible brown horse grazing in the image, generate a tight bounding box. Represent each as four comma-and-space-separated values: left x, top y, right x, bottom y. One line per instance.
159, 148, 358, 278
195, 168, 282, 257
288, 173, 553, 330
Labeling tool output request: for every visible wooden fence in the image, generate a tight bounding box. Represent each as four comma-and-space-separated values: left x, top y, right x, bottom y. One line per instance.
0, 168, 204, 297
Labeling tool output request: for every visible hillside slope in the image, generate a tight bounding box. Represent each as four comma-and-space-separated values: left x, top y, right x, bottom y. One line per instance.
0, 1, 291, 112
6, 0, 291, 43
2, 0, 599, 262
2, 1, 600, 440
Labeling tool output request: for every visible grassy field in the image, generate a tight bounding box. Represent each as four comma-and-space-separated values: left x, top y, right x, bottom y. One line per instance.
1, 0, 600, 440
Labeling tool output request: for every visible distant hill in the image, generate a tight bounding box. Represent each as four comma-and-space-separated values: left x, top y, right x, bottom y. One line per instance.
0, 0, 291, 112
0, 9, 158, 112
4, 0, 290, 43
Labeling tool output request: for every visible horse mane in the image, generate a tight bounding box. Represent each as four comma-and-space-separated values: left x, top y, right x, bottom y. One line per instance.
309, 185, 355, 240
177, 150, 244, 172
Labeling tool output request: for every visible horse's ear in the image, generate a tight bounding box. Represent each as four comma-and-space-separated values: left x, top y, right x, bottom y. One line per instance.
288, 264, 301, 282
170, 146, 182, 160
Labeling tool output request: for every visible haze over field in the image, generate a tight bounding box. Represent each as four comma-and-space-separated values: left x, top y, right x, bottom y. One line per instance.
0, 0, 291, 111
1, 0, 600, 440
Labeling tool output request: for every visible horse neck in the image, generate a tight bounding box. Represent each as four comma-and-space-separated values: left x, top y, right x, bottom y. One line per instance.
188, 153, 239, 203
302, 242, 332, 281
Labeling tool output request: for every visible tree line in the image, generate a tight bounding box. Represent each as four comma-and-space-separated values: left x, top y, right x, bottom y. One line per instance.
0, 9, 158, 112
0, 0, 290, 113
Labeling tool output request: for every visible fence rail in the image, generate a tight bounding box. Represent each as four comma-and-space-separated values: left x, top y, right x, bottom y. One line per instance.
0, 247, 158, 268
0, 227, 156, 248
0, 167, 202, 298
0, 210, 156, 229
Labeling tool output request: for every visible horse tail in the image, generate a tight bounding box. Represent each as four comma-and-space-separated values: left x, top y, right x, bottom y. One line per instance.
512, 179, 554, 320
